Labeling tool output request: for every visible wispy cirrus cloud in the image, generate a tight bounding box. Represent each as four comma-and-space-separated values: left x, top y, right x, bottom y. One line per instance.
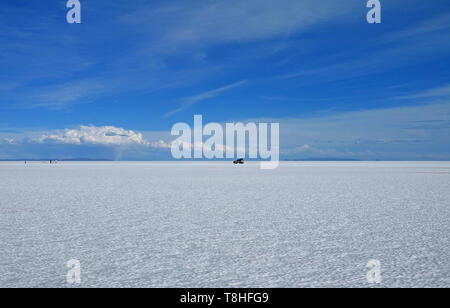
383, 12, 450, 43
274, 11, 450, 83
164, 80, 246, 117
122, 0, 357, 50
396, 84, 450, 100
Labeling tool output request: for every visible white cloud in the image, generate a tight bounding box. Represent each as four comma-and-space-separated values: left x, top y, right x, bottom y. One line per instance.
1, 125, 172, 150
38, 125, 153, 146
1, 138, 16, 144
291, 144, 311, 153
0, 125, 174, 160
148, 139, 172, 149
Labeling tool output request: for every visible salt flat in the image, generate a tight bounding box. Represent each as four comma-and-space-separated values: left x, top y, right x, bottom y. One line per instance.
0, 162, 449, 288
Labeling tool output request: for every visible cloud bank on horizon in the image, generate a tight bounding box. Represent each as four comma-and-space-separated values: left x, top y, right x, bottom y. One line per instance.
0, 0, 449, 160
1, 99, 449, 161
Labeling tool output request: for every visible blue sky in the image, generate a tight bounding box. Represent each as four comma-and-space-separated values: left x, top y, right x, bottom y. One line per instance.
0, 0, 450, 160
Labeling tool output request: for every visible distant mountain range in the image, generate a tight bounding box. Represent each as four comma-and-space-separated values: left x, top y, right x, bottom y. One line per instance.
0, 158, 113, 162
284, 158, 361, 162
1, 158, 361, 162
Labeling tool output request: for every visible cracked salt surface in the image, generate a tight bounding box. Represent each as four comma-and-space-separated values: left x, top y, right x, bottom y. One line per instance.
0, 162, 449, 287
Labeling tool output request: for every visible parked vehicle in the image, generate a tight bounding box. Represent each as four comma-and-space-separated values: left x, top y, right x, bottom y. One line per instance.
233, 158, 245, 165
